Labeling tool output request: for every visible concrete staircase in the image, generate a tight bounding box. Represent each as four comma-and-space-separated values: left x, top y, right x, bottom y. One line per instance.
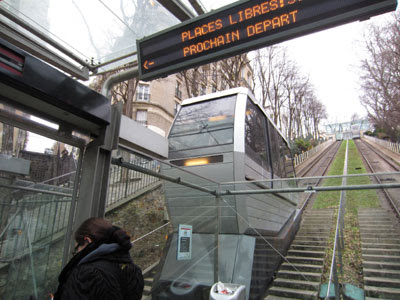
358, 208, 400, 300
141, 264, 157, 300
264, 209, 334, 300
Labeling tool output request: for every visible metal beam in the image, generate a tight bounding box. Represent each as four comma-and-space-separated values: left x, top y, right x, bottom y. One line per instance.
0, 22, 89, 80
188, 0, 206, 15
223, 183, 400, 196
0, 6, 92, 78
158, 0, 196, 21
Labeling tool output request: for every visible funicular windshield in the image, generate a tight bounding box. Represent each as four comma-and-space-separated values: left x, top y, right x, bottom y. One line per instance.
168, 96, 236, 152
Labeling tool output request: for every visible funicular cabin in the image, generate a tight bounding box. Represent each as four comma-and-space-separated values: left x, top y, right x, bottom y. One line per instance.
155, 88, 299, 300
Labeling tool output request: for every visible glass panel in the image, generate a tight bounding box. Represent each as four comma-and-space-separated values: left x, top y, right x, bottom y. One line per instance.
154, 158, 219, 300
0, 122, 79, 299
169, 96, 236, 152
1, 0, 179, 71
245, 99, 270, 173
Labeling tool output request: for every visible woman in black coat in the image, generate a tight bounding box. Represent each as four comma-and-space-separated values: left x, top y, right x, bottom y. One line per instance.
54, 218, 144, 300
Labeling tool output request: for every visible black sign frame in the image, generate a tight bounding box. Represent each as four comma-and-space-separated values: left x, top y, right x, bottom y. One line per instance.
137, 0, 397, 81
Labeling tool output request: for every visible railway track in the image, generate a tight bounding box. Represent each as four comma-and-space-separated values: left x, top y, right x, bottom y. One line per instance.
355, 138, 400, 299
296, 141, 340, 178
355, 139, 400, 217
296, 140, 342, 209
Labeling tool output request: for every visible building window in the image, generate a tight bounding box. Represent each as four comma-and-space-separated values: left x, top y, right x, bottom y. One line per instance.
136, 110, 147, 126
202, 71, 207, 84
221, 81, 226, 91
174, 102, 181, 115
175, 81, 182, 99
200, 85, 206, 95
136, 84, 150, 101
212, 69, 217, 82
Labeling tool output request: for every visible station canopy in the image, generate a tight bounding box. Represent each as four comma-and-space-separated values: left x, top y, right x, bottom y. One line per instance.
0, 0, 232, 79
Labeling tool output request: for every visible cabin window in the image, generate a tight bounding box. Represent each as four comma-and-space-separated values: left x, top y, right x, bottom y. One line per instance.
169, 96, 236, 152
245, 100, 270, 172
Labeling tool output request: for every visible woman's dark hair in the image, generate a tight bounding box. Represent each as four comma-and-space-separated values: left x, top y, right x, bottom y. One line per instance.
75, 217, 132, 249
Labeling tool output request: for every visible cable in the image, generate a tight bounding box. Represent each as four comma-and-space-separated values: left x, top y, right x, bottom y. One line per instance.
97, 0, 136, 35
221, 197, 320, 291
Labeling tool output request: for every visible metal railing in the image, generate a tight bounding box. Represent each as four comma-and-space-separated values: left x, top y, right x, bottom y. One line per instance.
0, 182, 72, 259
325, 140, 348, 299
294, 140, 333, 167
107, 155, 160, 208
364, 135, 400, 154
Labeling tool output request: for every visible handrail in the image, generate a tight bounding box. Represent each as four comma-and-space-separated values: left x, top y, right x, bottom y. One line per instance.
294, 140, 333, 167
364, 135, 400, 155
325, 140, 348, 299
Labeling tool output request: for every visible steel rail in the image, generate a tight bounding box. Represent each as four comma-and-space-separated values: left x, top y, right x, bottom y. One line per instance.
362, 139, 400, 171
296, 141, 339, 177
357, 139, 400, 218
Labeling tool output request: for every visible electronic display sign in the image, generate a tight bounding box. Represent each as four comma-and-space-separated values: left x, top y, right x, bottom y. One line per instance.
137, 0, 397, 81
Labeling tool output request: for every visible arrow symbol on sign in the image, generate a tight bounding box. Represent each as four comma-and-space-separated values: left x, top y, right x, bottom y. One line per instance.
143, 60, 155, 70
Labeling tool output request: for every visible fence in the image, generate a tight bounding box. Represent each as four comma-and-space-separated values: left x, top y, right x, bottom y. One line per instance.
294, 140, 333, 167
363, 135, 400, 154
0, 151, 160, 261
107, 153, 160, 208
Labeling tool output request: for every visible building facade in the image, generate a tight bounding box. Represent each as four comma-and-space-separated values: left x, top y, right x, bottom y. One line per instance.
131, 56, 254, 137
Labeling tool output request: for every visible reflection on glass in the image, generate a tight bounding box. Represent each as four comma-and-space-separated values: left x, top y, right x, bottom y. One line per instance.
0, 122, 78, 299
169, 96, 236, 152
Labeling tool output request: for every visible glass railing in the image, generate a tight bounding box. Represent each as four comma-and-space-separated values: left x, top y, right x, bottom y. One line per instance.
109, 151, 303, 300
0, 124, 79, 300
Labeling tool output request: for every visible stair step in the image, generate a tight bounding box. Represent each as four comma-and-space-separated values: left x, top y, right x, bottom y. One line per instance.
299, 226, 331, 231
292, 239, 328, 246
297, 229, 331, 234
361, 238, 400, 244
144, 277, 154, 284
294, 235, 328, 241
290, 244, 327, 251
363, 261, 400, 271
287, 250, 325, 258
364, 285, 400, 298
364, 268, 400, 279
286, 256, 324, 265
301, 220, 332, 224
264, 295, 302, 300
363, 254, 400, 262
362, 248, 400, 256
364, 276, 400, 288
274, 278, 319, 291
360, 233, 399, 238
362, 242, 400, 249
280, 263, 323, 273
360, 229, 398, 234
359, 225, 394, 229
143, 285, 152, 295
277, 270, 321, 282
267, 286, 318, 300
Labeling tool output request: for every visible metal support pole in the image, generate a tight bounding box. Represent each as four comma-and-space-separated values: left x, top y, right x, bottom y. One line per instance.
214, 195, 221, 283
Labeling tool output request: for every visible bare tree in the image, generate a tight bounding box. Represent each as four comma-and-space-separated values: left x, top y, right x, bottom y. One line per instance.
253, 47, 292, 129
360, 12, 400, 141
252, 46, 325, 141
180, 54, 253, 98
